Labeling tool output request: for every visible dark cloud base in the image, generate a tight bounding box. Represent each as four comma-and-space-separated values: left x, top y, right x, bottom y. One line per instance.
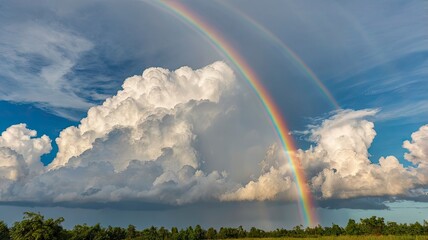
0, 197, 399, 211
318, 197, 390, 210
0, 200, 175, 211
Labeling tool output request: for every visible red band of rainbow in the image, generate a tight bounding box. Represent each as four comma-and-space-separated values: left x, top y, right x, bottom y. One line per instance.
153, 0, 319, 226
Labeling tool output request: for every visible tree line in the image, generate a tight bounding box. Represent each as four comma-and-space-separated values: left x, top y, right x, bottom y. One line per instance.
0, 212, 428, 240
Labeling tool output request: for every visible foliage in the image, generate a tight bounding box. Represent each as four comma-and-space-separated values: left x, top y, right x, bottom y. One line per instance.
9, 212, 65, 240
0, 221, 10, 240
2, 212, 428, 240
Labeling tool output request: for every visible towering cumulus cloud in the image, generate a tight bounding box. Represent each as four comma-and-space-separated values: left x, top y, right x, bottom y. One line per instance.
0, 62, 235, 205
298, 109, 419, 199
222, 109, 428, 203
50, 61, 234, 170
0, 62, 428, 208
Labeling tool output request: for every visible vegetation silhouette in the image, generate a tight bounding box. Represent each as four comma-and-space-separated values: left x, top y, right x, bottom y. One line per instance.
0, 212, 427, 239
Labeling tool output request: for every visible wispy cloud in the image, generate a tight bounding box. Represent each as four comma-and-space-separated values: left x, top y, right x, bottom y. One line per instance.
376, 100, 428, 122
0, 23, 94, 119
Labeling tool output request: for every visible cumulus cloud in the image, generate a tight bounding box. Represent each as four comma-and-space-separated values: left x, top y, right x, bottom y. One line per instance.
0, 124, 52, 200
403, 125, 428, 165
0, 62, 237, 205
220, 144, 297, 202
50, 61, 235, 170
222, 109, 428, 203
1, 61, 428, 209
0, 124, 51, 181
299, 110, 427, 199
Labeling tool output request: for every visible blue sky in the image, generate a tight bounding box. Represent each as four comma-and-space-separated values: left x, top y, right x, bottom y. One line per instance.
0, 0, 427, 228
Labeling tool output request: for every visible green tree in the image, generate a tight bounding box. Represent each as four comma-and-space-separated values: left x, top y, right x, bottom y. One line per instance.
409, 222, 424, 235
424, 220, 428, 235
247, 227, 264, 238
385, 221, 400, 235
312, 225, 324, 236
270, 228, 287, 238
105, 226, 126, 240
290, 225, 304, 237
158, 226, 169, 240
360, 216, 386, 235
70, 224, 93, 240
330, 223, 344, 236
10, 212, 65, 240
205, 228, 216, 239
186, 226, 195, 240
237, 226, 246, 238
170, 227, 179, 240
193, 225, 205, 240
69, 223, 107, 240
0, 221, 10, 240
217, 227, 241, 239
217, 227, 226, 239
142, 226, 158, 240
177, 229, 188, 240
92, 224, 109, 240
126, 225, 138, 239
399, 223, 409, 235
345, 219, 361, 235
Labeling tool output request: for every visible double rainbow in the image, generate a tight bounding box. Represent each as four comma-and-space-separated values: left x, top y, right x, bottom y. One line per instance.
153, 0, 320, 226
219, 1, 340, 109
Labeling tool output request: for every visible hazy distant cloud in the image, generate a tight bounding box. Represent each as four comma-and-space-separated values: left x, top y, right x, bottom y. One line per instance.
0, 23, 93, 119
220, 144, 298, 202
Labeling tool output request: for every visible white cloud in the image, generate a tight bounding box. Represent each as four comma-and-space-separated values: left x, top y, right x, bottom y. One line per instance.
0, 62, 238, 205
0, 124, 51, 180
376, 100, 428, 122
0, 148, 26, 182
220, 144, 298, 202
0, 23, 94, 119
222, 109, 428, 202
403, 125, 428, 166
1, 61, 427, 208
300, 110, 427, 199
50, 61, 235, 170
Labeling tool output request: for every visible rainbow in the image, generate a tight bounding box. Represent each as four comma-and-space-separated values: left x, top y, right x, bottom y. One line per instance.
219, 1, 340, 109
153, 0, 318, 226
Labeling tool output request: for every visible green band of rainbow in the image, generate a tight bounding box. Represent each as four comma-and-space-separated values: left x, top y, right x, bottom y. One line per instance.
154, 0, 318, 226
219, 1, 340, 109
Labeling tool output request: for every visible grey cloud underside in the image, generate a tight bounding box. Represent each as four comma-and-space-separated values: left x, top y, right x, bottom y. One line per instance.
0, 62, 428, 209
318, 197, 390, 210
